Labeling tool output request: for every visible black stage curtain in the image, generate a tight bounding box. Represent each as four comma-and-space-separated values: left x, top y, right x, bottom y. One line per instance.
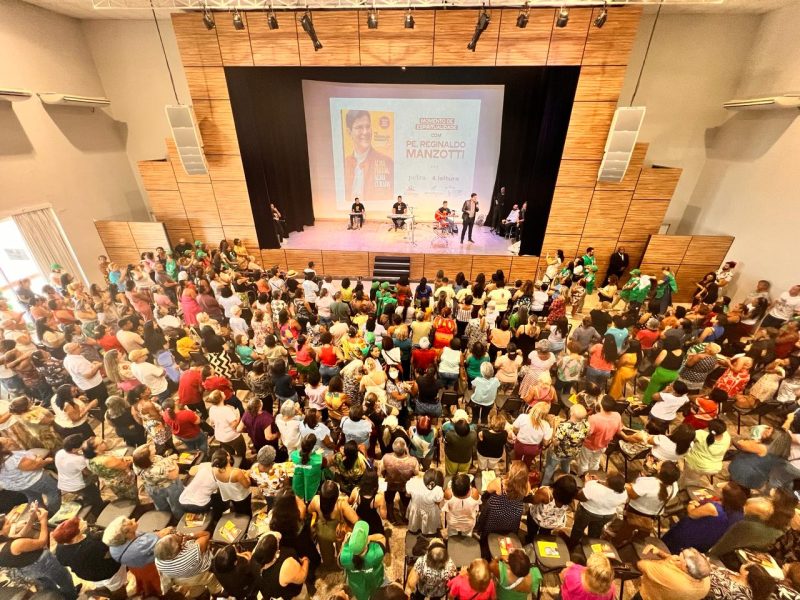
226, 67, 579, 252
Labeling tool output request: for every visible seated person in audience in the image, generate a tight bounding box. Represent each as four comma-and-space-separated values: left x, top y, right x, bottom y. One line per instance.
636, 545, 711, 600
559, 553, 616, 600
489, 548, 542, 599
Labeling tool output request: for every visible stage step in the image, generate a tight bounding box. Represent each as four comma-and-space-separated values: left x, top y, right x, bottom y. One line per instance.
372, 255, 411, 284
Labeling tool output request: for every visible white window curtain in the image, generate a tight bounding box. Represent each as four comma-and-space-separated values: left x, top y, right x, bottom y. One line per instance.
12, 208, 81, 284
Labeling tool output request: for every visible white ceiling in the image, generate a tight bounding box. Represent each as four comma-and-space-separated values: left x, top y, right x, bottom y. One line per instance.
19, 0, 797, 19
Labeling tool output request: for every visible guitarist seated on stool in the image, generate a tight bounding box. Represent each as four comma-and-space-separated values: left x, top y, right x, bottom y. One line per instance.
435, 201, 456, 233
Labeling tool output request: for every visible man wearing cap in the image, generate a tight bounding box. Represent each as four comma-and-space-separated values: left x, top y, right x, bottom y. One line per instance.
339, 520, 387, 600
62, 342, 108, 412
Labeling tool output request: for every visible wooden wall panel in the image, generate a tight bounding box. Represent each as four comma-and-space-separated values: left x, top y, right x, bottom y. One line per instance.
359, 10, 435, 66
433, 9, 500, 66
95, 222, 135, 248
633, 167, 682, 200
107, 248, 142, 267
147, 190, 188, 224
495, 8, 554, 65
641, 235, 691, 266
617, 239, 648, 282
165, 226, 194, 249
675, 264, 717, 303
171, 13, 222, 67
510, 256, 540, 282
297, 11, 360, 66
562, 102, 616, 160
424, 255, 473, 281
547, 7, 592, 65
214, 17, 254, 66
247, 13, 301, 66
582, 190, 633, 238
574, 66, 628, 102
206, 155, 245, 181
129, 223, 170, 250
321, 251, 369, 277
138, 161, 177, 191
166, 138, 210, 184
285, 249, 323, 273
619, 199, 670, 242
470, 256, 513, 282
178, 183, 221, 229
546, 187, 593, 235
595, 142, 648, 191
637, 263, 663, 279
582, 7, 642, 66
184, 67, 229, 100
192, 100, 240, 155
191, 227, 225, 246
541, 233, 581, 261
683, 236, 734, 266
261, 249, 288, 272
222, 226, 259, 252
556, 160, 600, 188
212, 181, 254, 226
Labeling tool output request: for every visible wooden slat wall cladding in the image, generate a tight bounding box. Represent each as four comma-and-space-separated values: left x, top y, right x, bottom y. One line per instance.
495, 8, 554, 66
683, 236, 735, 266
95, 221, 170, 266
509, 256, 541, 283
359, 10, 436, 66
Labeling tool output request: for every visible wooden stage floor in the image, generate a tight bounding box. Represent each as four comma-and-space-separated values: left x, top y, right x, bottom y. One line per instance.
281, 219, 517, 255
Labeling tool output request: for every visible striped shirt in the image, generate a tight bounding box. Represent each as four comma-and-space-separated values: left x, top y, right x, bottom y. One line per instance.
155, 540, 210, 578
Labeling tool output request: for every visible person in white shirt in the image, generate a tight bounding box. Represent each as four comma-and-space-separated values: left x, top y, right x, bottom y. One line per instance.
129, 348, 173, 402
156, 307, 182, 331
228, 306, 249, 340
625, 461, 680, 517
648, 381, 690, 430
763, 284, 800, 329
302, 274, 319, 306
55, 434, 103, 512
645, 423, 696, 463
531, 283, 551, 315
62, 342, 108, 410
217, 286, 243, 320
487, 284, 512, 314
320, 276, 337, 297
116, 318, 144, 354
501, 204, 520, 236
569, 473, 627, 546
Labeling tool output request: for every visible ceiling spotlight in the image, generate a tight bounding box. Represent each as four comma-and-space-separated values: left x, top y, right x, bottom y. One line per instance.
202, 6, 215, 30
232, 8, 245, 30
367, 7, 378, 29
556, 6, 570, 28
300, 11, 323, 52
404, 9, 415, 29
267, 10, 279, 30
516, 5, 529, 29
467, 7, 490, 52
594, 4, 608, 28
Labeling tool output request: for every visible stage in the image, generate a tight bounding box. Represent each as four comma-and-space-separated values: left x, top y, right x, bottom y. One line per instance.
281, 219, 519, 256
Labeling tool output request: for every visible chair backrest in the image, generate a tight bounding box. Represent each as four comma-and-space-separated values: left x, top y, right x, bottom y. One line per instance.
502, 396, 524, 417
441, 391, 459, 407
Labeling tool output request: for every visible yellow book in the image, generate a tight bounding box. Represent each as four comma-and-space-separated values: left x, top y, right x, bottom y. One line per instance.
536, 541, 560, 558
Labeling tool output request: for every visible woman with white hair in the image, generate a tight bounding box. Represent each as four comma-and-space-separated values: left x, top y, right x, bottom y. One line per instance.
381, 436, 420, 525
154, 531, 222, 597
102, 516, 173, 598
470, 361, 500, 425
636, 545, 711, 600
405, 537, 457, 600
275, 399, 303, 458
518, 339, 556, 399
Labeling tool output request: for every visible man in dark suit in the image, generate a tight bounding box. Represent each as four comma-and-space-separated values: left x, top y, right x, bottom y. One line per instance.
603, 246, 630, 285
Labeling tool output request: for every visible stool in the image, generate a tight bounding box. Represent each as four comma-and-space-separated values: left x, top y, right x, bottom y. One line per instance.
176, 451, 202, 475
403, 531, 428, 585
137, 510, 172, 534
245, 510, 270, 543
46, 502, 92, 528
532, 534, 570, 600
212, 513, 251, 544
618, 536, 668, 565
580, 538, 620, 562
447, 535, 481, 568
177, 511, 212, 534
96, 499, 137, 529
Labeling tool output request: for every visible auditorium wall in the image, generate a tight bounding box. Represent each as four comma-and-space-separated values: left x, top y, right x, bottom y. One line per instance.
0, 0, 147, 284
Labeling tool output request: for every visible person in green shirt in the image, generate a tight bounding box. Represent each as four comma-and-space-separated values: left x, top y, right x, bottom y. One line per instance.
290, 433, 328, 502
375, 282, 396, 319
490, 548, 542, 600
582, 247, 596, 270
655, 267, 678, 314
165, 251, 178, 280
338, 520, 387, 600
585, 265, 598, 295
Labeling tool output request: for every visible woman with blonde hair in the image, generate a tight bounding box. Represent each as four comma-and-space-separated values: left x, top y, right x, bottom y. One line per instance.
512, 401, 553, 466
103, 349, 139, 394
560, 552, 616, 599
479, 461, 530, 558
522, 371, 557, 408
477, 412, 509, 471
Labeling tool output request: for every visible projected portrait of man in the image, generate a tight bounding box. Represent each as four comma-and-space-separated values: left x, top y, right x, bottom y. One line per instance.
343, 110, 394, 203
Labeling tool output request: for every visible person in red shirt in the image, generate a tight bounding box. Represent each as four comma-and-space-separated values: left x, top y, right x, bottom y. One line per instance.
178, 358, 206, 416
202, 366, 243, 413
94, 325, 125, 353
162, 398, 208, 455
411, 337, 438, 375
577, 395, 638, 475
636, 318, 661, 351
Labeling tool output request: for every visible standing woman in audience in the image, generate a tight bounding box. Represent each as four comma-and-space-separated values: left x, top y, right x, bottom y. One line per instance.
309, 480, 359, 569
641, 336, 684, 405
52, 383, 97, 441
84, 437, 138, 501
548, 316, 570, 355
103, 348, 140, 394
432, 306, 456, 350
585, 334, 617, 388
208, 389, 247, 465
132, 445, 185, 519
125, 279, 153, 322
268, 489, 321, 590
611, 461, 680, 545
514, 314, 540, 360
479, 461, 530, 559
559, 553, 615, 600
608, 339, 640, 400
180, 283, 202, 326
129, 385, 174, 455
211, 448, 252, 516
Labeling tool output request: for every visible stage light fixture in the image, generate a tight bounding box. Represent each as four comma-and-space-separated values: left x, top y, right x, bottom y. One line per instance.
467, 7, 490, 52
202, 5, 215, 30
556, 6, 570, 28
594, 4, 608, 28
232, 8, 245, 30
516, 5, 529, 29
404, 9, 415, 29
300, 11, 323, 51
367, 7, 379, 29
267, 10, 279, 30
